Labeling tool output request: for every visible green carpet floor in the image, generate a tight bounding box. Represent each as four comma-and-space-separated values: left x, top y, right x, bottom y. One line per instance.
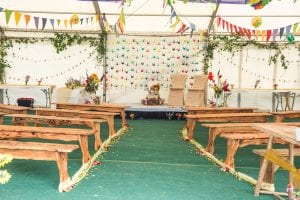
0, 118, 295, 200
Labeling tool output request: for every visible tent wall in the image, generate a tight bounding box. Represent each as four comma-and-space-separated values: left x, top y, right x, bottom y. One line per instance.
2, 33, 300, 110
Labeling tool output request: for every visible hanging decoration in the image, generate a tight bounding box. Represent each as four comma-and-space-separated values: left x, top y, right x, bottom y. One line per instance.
251, 16, 262, 28
287, 33, 295, 44
216, 16, 300, 43
248, 0, 272, 9
70, 14, 80, 25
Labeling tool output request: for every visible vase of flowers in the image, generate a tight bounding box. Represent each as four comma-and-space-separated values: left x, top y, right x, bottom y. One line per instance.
208, 70, 231, 107
84, 73, 101, 104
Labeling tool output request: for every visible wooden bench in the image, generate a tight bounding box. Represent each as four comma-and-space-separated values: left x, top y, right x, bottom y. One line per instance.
185, 107, 257, 115
35, 108, 118, 137
0, 140, 78, 192
0, 125, 95, 165
272, 110, 300, 122
6, 114, 107, 150
219, 133, 285, 169
185, 112, 271, 139
0, 104, 30, 114
55, 102, 129, 128
253, 148, 300, 184
202, 122, 300, 155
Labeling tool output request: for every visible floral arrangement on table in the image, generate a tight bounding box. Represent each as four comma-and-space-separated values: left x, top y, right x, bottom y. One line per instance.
0, 154, 12, 184
141, 82, 165, 105
65, 77, 84, 89
208, 70, 231, 107
85, 73, 100, 93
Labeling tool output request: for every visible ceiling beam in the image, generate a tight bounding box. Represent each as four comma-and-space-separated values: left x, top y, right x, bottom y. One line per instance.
207, 3, 220, 35
92, 1, 106, 33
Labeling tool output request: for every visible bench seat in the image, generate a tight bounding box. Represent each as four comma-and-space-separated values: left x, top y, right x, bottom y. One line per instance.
0, 125, 95, 165
6, 114, 106, 150
0, 140, 78, 192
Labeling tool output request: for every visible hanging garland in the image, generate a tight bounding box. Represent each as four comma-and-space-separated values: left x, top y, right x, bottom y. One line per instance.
0, 37, 12, 83
51, 32, 106, 62
202, 34, 295, 74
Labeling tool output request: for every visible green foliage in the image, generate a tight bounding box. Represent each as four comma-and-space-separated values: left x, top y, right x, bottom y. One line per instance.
202, 34, 295, 74
51, 32, 106, 62
0, 38, 12, 83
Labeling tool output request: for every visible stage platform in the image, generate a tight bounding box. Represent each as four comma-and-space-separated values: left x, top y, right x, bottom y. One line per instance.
124, 104, 186, 120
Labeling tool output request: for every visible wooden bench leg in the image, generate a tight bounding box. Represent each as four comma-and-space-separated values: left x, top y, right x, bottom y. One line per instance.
78, 135, 91, 164
224, 139, 240, 169
93, 122, 102, 150
120, 110, 129, 128
259, 157, 279, 184
107, 116, 116, 137
56, 152, 70, 192
274, 115, 284, 122
206, 128, 219, 154
186, 118, 196, 139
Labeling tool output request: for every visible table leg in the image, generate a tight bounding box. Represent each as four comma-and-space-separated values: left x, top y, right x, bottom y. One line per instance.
120, 110, 128, 128
254, 136, 274, 196
186, 118, 196, 139
288, 143, 294, 199
206, 128, 219, 154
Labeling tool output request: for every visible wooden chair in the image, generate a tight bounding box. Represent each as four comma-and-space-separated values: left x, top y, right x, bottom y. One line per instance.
185, 75, 208, 107
167, 74, 187, 107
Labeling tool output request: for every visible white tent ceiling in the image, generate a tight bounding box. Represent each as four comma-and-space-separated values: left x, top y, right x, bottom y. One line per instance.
0, 0, 300, 33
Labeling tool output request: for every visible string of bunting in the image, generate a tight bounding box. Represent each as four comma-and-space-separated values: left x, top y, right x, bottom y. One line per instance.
0, 6, 113, 30
216, 16, 300, 43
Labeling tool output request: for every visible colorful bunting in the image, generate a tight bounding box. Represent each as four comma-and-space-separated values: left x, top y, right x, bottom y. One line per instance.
42, 18, 47, 30
5, 9, 13, 24
24, 15, 31, 27
34, 16, 39, 29
14, 12, 22, 26
50, 19, 55, 29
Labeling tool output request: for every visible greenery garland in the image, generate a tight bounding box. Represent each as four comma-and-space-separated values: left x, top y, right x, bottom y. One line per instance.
202, 34, 295, 74
51, 32, 106, 62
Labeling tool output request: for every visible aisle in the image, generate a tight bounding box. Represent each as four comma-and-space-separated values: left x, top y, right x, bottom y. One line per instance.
1, 119, 274, 200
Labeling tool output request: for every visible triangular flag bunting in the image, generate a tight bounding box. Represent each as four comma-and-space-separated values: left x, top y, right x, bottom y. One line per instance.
86, 18, 89, 24
169, 17, 181, 30
69, 20, 73, 28
225, 21, 229, 32
216, 16, 221, 27
15, 12, 22, 26
285, 25, 292, 36
233, 25, 238, 33
266, 30, 272, 43
238, 27, 244, 36
229, 23, 233, 33
64, 20, 68, 28
42, 18, 47, 30
118, 19, 124, 33
0, 7, 3, 12
261, 30, 266, 41
90, 16, 94, 23
5, 9, 13, 24
95, 15, 99, 22
34, 16, 39, 29
293, 23, 298, 33
50, 19, 54, 29
222, 19, 225, 29
176, 23, 187, 33
120, 8, 125, 25
245, 29, 252, 39
255, 30, 260, 40
57, 19, 61, 27
189, 23, 196, 37
80, 18, 84, 25
272, 29, 278, 41
24, 15, 31, 27
279, 27, 284, 38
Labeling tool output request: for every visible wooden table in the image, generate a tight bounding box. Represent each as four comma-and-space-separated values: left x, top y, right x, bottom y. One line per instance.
253, 123, 300, 198
273, 110, 300, 122
55, 102, 129, 128
0, 84, 55, 108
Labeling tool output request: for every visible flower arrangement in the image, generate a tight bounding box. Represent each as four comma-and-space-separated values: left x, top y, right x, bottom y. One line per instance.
208, 70, 231, 107
0, 154, 12, 184
85, 73, 100, 93
65, 77, 84, 89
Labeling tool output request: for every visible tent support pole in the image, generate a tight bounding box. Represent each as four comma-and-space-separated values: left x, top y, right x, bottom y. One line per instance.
207, 3, 220, 36
92, 1, 108, 102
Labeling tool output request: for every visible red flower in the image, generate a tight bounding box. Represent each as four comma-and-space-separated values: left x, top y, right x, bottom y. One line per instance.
208, 72, 214, 81
222, 81, 230, 92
